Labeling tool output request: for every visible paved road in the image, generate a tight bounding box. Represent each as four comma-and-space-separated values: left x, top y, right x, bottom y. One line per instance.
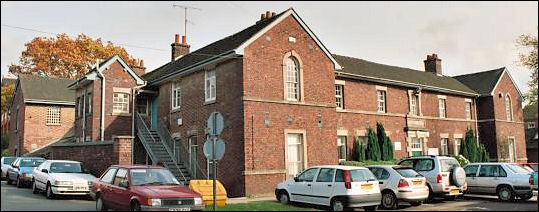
1, 181, 94, 211
1, 180, 537, 211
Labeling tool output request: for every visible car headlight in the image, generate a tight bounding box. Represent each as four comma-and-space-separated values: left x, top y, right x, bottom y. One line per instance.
194, 197, 203, 206
55, 181, 73, 186
148, 198, 161, 206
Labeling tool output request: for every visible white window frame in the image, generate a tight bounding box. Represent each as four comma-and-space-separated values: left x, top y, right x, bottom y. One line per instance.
454, 138, 462, 155
438, 98, 446, 118
528, 122, 536, 129
410, 94, 419, 116
335, 84, 344, 109
337, 136, 347, 162
171, 81, 181, 110
440, 138, 448, 155
205, 70, 216, 102
113, 92, 130, 114
377, 90, 387, 113
465, 101, 472, 120
505, 95, 513, 121
284, 57, 301, 101
411, 138, 422, 151
46, 107, 61, 126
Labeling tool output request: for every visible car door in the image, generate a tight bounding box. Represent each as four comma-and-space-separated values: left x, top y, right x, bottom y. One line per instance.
34, 161, 48, 190
99, 168, 118, 210
476, 165, 507, 194
288, 168, 319, 204
311, 168, 336, 206
368, 167, 390, 190
8, 158, 20, 181
463, 165, 479, 193
110, 168, 131, 210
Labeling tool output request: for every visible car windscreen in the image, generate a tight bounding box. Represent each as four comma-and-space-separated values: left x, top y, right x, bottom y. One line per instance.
3, 157, 16, 165
531, 165, 538, 172
130, 169, 181, 186
440, 159, 460, 172
506, 164, 531, 174
394, 168, 422, 178
349, 169, 377, 182
50, 162, 83, 173
19, 158, 45, 167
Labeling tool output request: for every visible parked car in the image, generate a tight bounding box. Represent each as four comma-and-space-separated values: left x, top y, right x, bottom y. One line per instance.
367, 165, 429, 209
275, 165, 381, 211
90, 165, 204, 211
1, 156, 17, 180
463, 162, 534, 201
31, 160, 96, 199
515, 163, 538, 191
6, 157, 45, 188
397, 155, 466, 200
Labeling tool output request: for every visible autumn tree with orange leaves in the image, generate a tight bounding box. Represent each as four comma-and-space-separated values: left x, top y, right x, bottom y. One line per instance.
8, 33, 139, 79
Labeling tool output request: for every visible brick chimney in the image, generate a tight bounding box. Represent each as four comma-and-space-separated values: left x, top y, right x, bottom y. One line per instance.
424, 53, 442, 75
257, 11, 276, 24
171, 34, 190, 61
131, 59, 146, 77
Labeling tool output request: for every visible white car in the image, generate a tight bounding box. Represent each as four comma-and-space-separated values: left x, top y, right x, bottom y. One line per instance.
31, 160, 96, 199
367, 165, 429, 209
275, 165, 381, 211
1, 157, 17, 180
463, 162, 534, 201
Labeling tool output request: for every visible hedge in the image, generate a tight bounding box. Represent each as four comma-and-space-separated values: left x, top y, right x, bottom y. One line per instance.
339, 160, 398, 167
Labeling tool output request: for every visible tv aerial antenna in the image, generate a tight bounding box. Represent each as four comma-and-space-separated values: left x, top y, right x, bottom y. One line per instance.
173, 3, 202, 38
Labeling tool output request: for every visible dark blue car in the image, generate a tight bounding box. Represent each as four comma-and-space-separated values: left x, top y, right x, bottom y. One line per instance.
6, 157, 45, 188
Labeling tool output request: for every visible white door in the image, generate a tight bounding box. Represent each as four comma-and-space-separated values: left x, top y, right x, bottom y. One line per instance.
508, 139, 515, 162
287, 133, 304, 178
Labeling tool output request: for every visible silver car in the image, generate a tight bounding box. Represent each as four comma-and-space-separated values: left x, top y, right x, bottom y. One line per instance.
463, 162, 534, 201
1, 157, 17, 180
368, 165, 429, 209
398, 155, 466, 200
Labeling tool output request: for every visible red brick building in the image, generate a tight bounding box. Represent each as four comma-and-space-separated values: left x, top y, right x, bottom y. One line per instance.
7, 75, 76, 156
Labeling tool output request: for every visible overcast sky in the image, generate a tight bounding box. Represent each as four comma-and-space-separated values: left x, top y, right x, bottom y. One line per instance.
1, 1, 537, 94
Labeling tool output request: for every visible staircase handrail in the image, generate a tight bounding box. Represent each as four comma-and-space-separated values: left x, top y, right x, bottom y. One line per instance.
155, 121, 188, 184
135, 113, 159, 164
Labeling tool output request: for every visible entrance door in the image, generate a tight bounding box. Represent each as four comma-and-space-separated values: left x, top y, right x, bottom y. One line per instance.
151, 97, 158, 130
411, 138, 423, 156
508, 138, 515, 162
287, 133, 304, 178
188, 136, 198, 178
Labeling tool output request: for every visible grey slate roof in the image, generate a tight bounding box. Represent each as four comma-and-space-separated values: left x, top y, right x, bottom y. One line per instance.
17, 74, 76, 104
453, 68, 505, 96
333, 54, 478, 96
143, 10, 287, 84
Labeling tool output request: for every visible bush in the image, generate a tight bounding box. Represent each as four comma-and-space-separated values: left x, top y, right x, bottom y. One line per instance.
340, 160, 398, 167
356, 141, 366, 161
376, 122, 393, 161
1, 149, 10, 157
366, 128, 381, 161
454, 155, 470, 167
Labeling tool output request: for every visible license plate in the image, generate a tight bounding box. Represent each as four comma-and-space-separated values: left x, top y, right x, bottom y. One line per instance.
74, 186, 87, 190
361, 184, 373, 190
450, 189, 460, 195
412, 181, 422, 186
169, 208, 191, 211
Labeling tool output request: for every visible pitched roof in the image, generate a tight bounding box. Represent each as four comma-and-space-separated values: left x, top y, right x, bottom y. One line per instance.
17, 74, 76, 105
453, 68, 505, 96
142, 10, 287, 84
333, 54, 478, 96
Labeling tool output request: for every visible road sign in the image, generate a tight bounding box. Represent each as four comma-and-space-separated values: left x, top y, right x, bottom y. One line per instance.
207, 112, 224, 136
203, 138, 225, 161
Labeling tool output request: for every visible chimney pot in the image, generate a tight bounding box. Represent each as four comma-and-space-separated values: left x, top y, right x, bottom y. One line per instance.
271, 12, 276, 17
182, 35, 187, 44
140, 59, 144, 67
261, 13, 266, 20
174, 34, 180, 44
266, 11, 271, 18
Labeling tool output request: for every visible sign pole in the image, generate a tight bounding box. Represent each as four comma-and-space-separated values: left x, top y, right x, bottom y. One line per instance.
212, 112, 217, 211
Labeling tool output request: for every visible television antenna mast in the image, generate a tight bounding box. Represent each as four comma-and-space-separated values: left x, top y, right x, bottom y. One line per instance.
172, 4, 202, 38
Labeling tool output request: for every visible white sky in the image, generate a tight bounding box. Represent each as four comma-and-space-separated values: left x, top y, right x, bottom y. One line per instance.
1, 1, 537, 94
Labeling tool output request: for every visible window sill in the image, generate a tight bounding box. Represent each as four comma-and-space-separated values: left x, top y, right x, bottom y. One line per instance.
204, 100, 216, 105
46, 124, 61, 126
170, 108, 181, 114
111, 113, 131, 117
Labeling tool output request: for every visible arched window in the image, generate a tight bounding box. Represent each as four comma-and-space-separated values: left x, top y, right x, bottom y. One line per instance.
505, 94, 513, 121
284, 57, 300, 101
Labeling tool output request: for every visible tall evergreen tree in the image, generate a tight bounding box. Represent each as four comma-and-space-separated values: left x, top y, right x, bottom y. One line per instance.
357, 141, 366, 161
376, 122, 388, 160
366, 128, 381, 161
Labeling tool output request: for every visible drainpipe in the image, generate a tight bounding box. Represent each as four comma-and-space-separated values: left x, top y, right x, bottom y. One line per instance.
473, 97, 480, 145
96, 61, 106, 142
82, 91, 86, 142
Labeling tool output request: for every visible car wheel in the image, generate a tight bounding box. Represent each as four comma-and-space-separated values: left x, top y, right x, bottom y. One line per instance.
410, 201, 422, 206
278, 191, 290, 205
497, 186, 514, 201
46, 184, 55, 199
330, 198, 345, 211
426, 185, 434, 202
6, 174, 12, 185
96, 195, 108, 211
32, 180, 39, 194
364, 206, 377, 211
131, 201, 142, 211
381, 190, 398, 209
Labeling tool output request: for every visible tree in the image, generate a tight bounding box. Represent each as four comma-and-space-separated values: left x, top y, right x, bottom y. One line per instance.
516, 34, 538, 105
376, 122, 393, 161
8, 33, 139, 79
1, 83, 15, 113
366, 128, 381, 161
356, 140, 366, 161
459, 128, 490, 162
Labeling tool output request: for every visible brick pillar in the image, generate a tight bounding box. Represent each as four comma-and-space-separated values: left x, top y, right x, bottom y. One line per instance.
113, 136, 133, 165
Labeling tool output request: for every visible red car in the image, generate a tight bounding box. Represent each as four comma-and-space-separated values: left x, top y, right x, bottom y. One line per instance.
90, 165, 204, 211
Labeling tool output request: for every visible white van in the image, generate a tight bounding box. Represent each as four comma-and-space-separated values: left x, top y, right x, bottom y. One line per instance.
275, 165, 381, 211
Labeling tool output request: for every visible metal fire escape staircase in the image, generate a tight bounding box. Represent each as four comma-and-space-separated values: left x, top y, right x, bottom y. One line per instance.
135, 113, 194, 185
